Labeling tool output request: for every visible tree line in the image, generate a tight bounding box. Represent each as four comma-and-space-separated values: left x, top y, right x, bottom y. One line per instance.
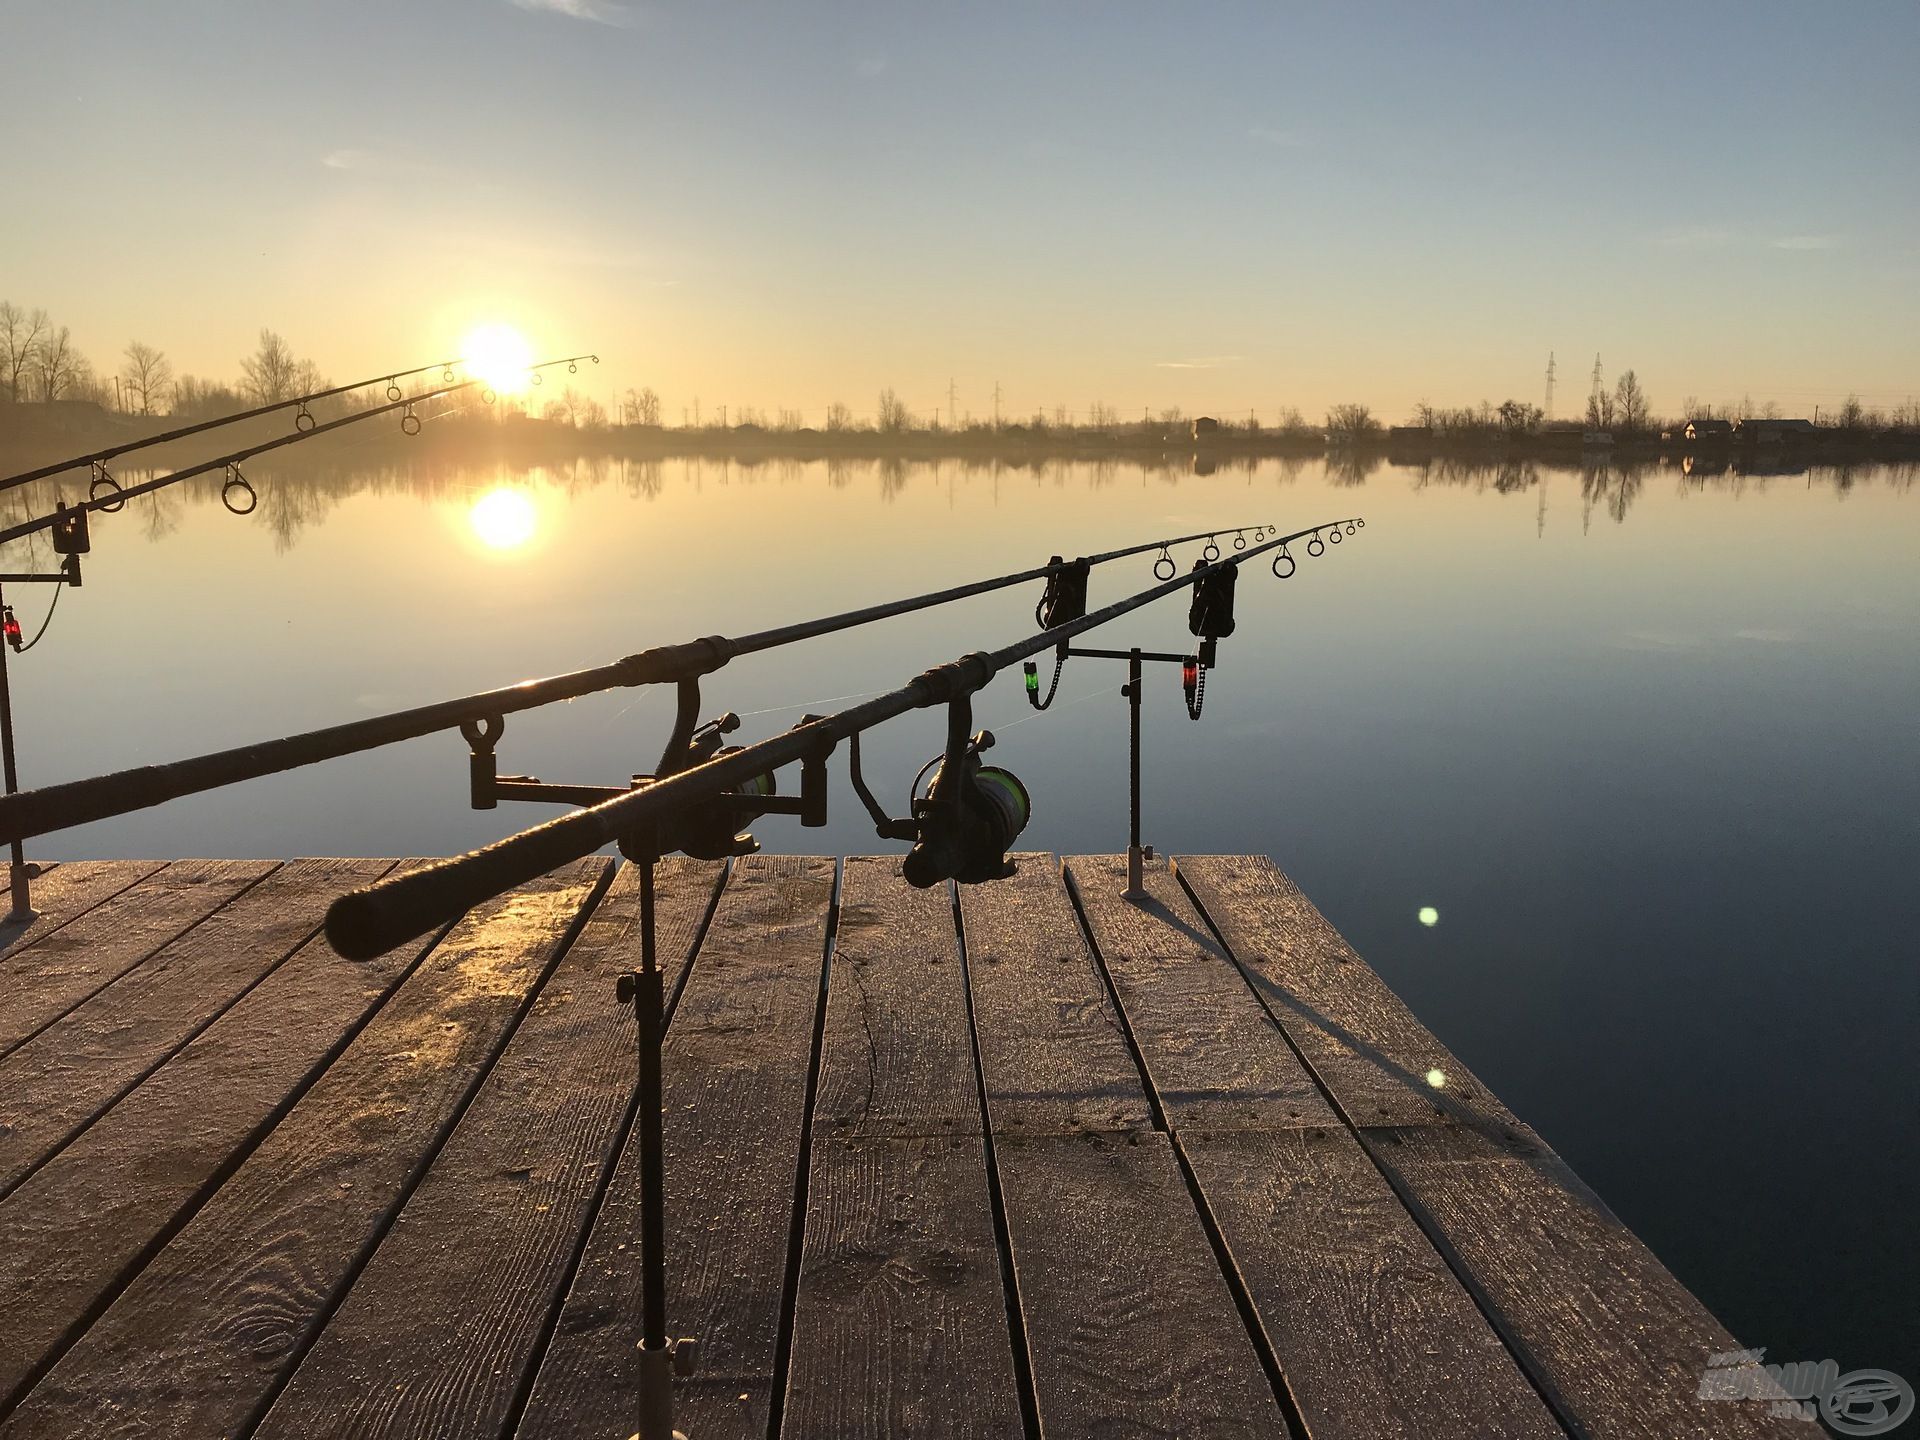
6, 302, 1913, 441
0, 302, 338, 420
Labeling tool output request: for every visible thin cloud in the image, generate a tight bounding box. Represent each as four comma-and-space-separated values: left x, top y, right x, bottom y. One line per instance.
1771, 234, 1840, 251
320, 148, 428, 176
1156, 356, 1241, 370
1249, 125, 1308, 148
508, 0, 635, 27
855, 54, 890, 77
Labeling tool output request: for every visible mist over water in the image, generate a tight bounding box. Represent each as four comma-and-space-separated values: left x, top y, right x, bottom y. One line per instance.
6, 451, 1916, 1375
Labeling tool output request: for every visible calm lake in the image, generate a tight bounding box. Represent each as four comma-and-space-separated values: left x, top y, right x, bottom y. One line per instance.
6, 450, 1916, 1381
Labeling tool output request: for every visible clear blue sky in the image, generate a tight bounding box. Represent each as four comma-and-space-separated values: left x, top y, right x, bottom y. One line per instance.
5, 0, 1915, 423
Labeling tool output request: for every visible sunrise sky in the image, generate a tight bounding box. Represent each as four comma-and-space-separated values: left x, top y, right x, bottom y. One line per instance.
6, 0, 1916, 424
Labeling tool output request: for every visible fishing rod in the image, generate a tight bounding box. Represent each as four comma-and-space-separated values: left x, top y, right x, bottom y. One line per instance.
0, 354, 598, 547
0, 521, 1276, 847
325, 515, 1363, 959
0, 354, 600, 498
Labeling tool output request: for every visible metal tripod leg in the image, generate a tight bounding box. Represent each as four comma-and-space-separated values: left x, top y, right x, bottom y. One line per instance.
618, 854, 696, 1440
0, 582, 33, 921
1121, 647, 1151, 900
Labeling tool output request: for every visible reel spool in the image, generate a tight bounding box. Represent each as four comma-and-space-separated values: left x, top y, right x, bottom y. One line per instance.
902, 730, 1031, 887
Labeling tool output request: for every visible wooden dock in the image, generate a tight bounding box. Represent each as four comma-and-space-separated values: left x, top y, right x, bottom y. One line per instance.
0, 854, 1804, 1439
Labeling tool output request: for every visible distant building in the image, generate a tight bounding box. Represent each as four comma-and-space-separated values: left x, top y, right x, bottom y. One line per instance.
1737, 418, 1817, 443
1684, 417, 1734, 443
1191, 416, 1220, 441
1582, 430, 1614, 447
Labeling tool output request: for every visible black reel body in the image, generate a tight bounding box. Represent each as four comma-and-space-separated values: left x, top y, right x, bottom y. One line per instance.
649, 746, 776, 860
902, 734, 1030, 888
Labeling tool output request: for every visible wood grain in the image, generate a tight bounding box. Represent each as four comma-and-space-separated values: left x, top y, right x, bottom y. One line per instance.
0, 858, 392, 1197
1366, 1123, 1810, 1440
248, 858, 723, 1440
0, 859, 610, 1440
516, 854, 834, 1440
995, 1131, 1288, 1440
782, 1135, 1023, 1440
782, 856, 1021, 1440
0, 859, 277, 1056
1063, 856, 1336, 1131
956, 853, 1153, 1138
1182, 1127, 1563, 1439
1176, 854, 1536, 1140
0, 861, 166, 961
813, 854, 980, 1139
0, 861, 423, 1412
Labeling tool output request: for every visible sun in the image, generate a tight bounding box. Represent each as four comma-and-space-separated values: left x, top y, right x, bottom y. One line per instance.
469, 487, 538, 550
461, 324, 535, 394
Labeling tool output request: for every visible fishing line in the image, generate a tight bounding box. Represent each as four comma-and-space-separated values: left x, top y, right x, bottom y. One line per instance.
11, 584, 62, 653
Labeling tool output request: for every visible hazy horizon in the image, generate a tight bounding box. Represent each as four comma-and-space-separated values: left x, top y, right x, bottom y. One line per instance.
5, 0, 1916, 424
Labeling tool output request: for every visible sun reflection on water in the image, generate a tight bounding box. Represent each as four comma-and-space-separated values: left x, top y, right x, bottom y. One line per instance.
468, 487, 538, 550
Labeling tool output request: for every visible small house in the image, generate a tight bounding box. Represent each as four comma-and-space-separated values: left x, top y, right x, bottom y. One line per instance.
1191, 416, 1220, 441
1683, 417, 1734, 443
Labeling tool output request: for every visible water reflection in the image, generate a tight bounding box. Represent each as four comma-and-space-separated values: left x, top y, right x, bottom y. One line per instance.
468, 487, 538, 550
2, 451, 1908, 555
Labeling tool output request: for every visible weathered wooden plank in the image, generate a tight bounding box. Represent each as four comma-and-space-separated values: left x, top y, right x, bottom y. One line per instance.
1062, 856, 1336, 1131
0, 859, 277, 1056
782, 1134, 1023, 1440
1074, 855, 1568, 1440
0, 859, 611, 1440
812, 854, 979, 1139
0, 861, 166, 960
517, 855, 834, 1440
995, 1131, 1289, 1440
0, 858, 393, 1197
250, 858, 724, 1440
1176, 854, 1534, 1139
1180, 1128, 1564, 1440
956, 854, 1152, 1137
781, 856, 1021, 1440
0, 862, 425, 1413
1365, 1124, 1808, 1440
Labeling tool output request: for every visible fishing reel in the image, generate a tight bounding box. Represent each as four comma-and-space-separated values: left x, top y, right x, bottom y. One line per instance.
460, 675, 822, 863
850, 701, 1031, 888
628, 711, 774, 861
903, 730, 1030, 887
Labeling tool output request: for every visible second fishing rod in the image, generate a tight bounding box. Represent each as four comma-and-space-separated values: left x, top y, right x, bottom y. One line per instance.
0, 353, 600, 498
0, 355, 598, 547
325, 515, 1364, 958
0, 520, 1276, 846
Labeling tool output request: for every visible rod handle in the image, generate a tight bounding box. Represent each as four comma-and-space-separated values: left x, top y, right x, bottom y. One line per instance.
326, 819, 595, 959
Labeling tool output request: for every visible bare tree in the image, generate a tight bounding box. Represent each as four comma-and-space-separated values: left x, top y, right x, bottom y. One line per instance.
876, 387, 912, 434
1583, 387, 1616, 430
824, 401, 853, 432
550, 387, 585, 428
1497, 399, 1543, 434
122, 341, 174, 415
1325, 403, 1379, 438
1, 303, 48, 403
35, 325, 79, 401
240, 329, 301, 403
621, 386, 661, 426
1613, 370, 1649, 435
